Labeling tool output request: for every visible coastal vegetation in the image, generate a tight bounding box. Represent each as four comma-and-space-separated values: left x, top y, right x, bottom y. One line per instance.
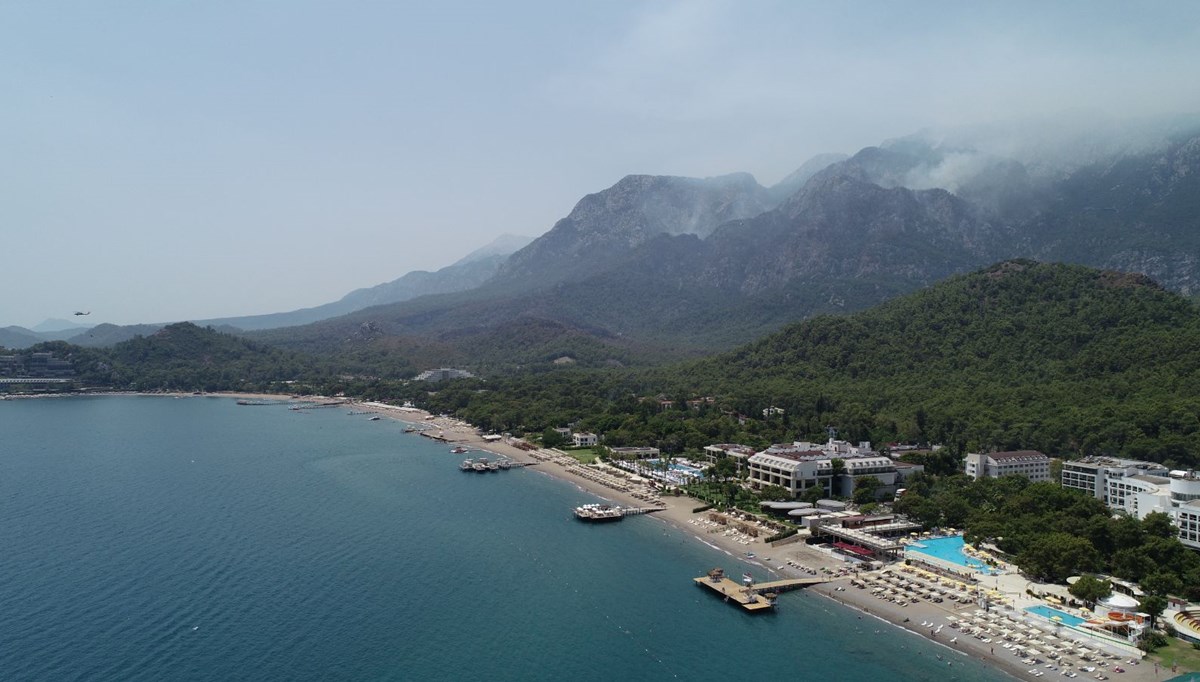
21, 260, 1200, 472
3, 323, 337, 394
895, 473, 1200, 601
413, 261, 1200, 472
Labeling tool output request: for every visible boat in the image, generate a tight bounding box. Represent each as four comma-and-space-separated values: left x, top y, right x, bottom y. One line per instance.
472, 459, 489, 472
573, 503, 624, 522
460, 459, 473, 471
487, 461, 500, 472
498, 460, 511, 470
403, 426, 418, 433
450, 446, 469, 454
368, 416, 382, 421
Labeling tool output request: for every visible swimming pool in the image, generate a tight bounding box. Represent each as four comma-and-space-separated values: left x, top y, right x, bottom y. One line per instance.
646, 459, 705, 478
1026, 604, 1086, 627
905, 535, 999, 574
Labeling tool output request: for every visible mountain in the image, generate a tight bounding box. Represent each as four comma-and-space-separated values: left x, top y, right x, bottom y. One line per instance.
71, 322, 325, 392
765, 153, 849, 203
0, 327, 45, 350
197, 234, 533, 332
455, 233, 534, 264
490, 173, 775, 290
241, 122, 1200, 373
68, 323, 168, 348
1024, 131, 1200, 293
32, 318, 93, 333
0, 320, 95, 348
62, 233, 535, 347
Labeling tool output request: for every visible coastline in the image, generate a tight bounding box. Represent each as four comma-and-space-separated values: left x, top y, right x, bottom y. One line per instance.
354, 399, 1171, 682
10, 393, 1165, 682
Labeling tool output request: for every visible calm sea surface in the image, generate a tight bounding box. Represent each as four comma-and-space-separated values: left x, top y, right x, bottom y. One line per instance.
0, 396, 1013, 681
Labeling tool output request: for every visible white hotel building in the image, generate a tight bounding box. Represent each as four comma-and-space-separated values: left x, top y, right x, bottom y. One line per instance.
964, 450, 1052, 482
1061, 456, 1200, 551
746, 439, 917, 500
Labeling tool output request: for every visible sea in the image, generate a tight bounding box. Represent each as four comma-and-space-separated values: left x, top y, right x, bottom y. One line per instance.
0, 395, 1015, 681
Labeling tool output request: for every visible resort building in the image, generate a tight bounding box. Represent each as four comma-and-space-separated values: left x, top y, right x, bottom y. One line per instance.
1060, 456, 1170, 504
0, 352, 74, 378
609, 446, 660, 459
572, 432, 598, 447
1061, 457, 1200, 551
745, 439, 904, 500
703, 444, 757, 474
808, 513, 919, 560
963, 450, 1051, 482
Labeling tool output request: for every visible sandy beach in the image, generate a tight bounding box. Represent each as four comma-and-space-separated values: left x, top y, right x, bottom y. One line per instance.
354, 400, 1166, 682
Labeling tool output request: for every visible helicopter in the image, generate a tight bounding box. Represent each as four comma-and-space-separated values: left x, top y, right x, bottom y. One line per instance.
74, 311, 91, 316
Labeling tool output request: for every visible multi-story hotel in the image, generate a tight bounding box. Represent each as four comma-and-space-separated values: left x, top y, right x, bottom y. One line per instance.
963, 450, 1051, 482
746, 439, 920, 500
1060, 456, 1200, 550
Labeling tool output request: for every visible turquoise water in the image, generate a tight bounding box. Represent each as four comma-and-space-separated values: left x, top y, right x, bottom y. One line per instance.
647, 459, 704, 478
0, 396, 1013, 681
907, 535, 998, 574
1025, 604, 1086, 626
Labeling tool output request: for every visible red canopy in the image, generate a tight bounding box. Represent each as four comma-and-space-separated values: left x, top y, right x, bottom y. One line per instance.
833, 541, 873, 557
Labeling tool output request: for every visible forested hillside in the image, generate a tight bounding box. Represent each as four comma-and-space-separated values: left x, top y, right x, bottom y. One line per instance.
72, 323, 336, 392
419, 261, 1200, 469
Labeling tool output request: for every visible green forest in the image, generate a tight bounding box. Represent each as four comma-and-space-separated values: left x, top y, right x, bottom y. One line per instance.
10, 260, 1200, 470
419, 261, 1200, 470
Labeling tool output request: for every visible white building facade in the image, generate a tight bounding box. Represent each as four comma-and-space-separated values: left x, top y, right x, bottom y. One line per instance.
1060, 456, 1170, 505
572, 432, 598, 447
964, 450, 1051, 482
1060, 456, 1200, 551
745, 439, 904, 500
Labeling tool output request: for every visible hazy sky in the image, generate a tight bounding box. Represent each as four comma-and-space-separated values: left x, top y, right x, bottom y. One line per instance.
3, 1, 1199, 327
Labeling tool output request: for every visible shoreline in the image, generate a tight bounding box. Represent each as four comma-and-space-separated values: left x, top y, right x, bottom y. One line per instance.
355, 400, 1167, 682
9, 393, 1168, 682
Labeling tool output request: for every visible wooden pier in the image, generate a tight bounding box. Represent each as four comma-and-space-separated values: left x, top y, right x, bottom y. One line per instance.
694, 569, 827, 612
621, 507, 664, 516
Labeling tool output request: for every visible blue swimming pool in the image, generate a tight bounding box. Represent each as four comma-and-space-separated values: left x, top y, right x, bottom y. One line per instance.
1025, 604, 1086, 627
646, 459, 705, 478
905, 535, 999, 574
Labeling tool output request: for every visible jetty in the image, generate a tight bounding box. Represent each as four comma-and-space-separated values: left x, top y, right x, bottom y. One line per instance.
694, 568, 827, 612
458, 457, 537, 473
573, 504, 663, 522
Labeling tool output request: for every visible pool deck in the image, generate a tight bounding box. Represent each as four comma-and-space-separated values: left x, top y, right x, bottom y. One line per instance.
905, 536, 1001, 576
